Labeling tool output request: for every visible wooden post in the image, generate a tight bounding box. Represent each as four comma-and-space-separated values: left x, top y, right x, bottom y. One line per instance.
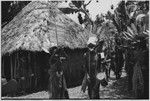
28, 52, 31, 92
34, 52, 37, 89
10, 54, 13, 79
16, 52, 19, 78
16, 51, 20, 90
2, 56, 5, 78
14, 53, 16, 79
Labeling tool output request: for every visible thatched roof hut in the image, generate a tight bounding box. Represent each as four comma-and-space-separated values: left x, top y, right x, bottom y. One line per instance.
1, 1, 94, 55
1, 1, 95, 95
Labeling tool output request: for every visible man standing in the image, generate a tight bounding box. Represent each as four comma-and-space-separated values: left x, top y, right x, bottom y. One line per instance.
115, 38, 124, 79
48, 48, 69, 99
81, 37, 101, 99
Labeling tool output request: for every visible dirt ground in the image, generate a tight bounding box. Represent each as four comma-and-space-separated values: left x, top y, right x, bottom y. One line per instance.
2, 71, 135, 100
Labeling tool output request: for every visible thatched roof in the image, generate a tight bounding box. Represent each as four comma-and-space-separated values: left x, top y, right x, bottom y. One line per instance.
1, 1, 94, 55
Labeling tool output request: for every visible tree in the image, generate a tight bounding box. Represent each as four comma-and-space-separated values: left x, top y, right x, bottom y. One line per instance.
105, 0, 149, 41
105, 1, 149, 98
59, 0, 94, 32
2, 1, 31, 28
92, 14, 105, 34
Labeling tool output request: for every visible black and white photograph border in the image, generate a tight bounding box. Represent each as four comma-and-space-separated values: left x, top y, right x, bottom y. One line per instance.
1, 0, 149, 100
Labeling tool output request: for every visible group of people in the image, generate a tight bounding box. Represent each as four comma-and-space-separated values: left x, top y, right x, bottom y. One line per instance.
80, 37, 125, 99
47, 35, 148, 99
47, 36, 125, 99
47, 36, 112, 99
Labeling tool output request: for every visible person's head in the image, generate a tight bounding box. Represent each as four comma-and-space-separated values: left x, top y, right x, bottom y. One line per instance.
87, 36, 98, 51
88, 43, 96, 51
132, 35, 147, 50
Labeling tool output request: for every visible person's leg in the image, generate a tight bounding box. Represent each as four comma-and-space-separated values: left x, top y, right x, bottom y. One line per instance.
62, 76, 69, 99
48, 72, 60, 99
116, 65, 119, 79
88, 76, 95, 99
81, 73, 88, 93
142, 70, 149, 99
105, 64, 110, 81
88, 77, 100, 99
128, 64, 133, 91
92, 79, 100, 99
105, 67, 108, 81
48, 78, 53, 99
88, 83, 92, 99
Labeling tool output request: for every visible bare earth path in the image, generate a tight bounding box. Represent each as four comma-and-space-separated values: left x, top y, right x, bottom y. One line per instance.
2, 71, 135, 100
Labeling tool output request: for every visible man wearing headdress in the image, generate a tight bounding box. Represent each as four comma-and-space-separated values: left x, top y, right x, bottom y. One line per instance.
48, 47, 69, 99
81, 36, 102, 99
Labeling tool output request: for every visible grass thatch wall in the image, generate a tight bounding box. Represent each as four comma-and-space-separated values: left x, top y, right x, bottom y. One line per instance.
2, 48, 87, 94
2, 50, 49, 93
63, 48, 87, 88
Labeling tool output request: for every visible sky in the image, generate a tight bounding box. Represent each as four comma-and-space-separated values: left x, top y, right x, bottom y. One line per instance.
58, 0, 122, 24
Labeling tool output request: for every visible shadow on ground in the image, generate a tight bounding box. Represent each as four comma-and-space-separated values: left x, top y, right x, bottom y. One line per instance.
99, 76, 134, 99
2, 72, 135, 99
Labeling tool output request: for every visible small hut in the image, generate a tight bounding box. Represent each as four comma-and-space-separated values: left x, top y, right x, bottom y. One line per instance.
1, 1, 94, 94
